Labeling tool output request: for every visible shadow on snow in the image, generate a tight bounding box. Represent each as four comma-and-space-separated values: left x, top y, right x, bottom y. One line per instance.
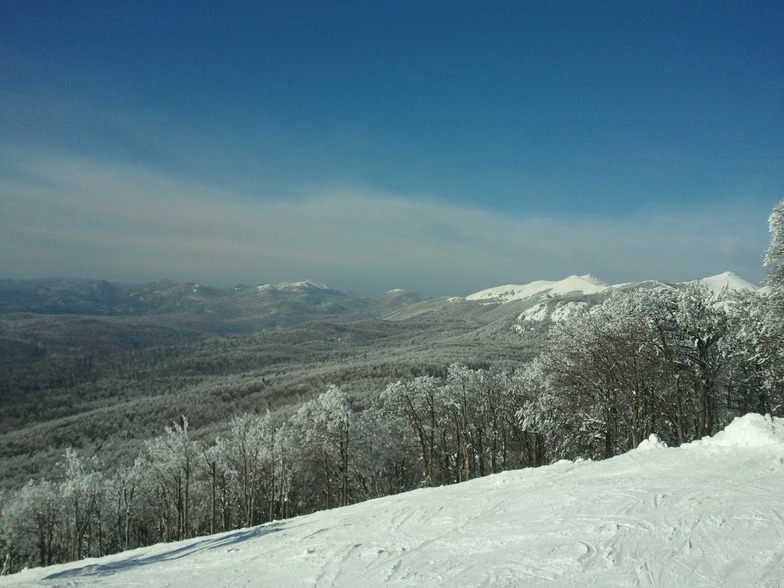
44, 522, 285, 580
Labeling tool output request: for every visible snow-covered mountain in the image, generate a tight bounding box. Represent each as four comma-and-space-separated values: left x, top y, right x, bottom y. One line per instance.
467, 271, 758, 304
466, 274, 610, 303
501, 271, 761, 329
256, 279, 336, 293
692, 271, 759, 295
3, 414, 781, 587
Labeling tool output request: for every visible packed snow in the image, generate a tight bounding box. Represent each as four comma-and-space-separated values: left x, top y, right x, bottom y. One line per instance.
3, 414, 783, 587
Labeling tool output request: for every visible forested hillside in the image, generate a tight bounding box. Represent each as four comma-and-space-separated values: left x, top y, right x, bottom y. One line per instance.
0, 279, 543, 493
1, 200, 783, 575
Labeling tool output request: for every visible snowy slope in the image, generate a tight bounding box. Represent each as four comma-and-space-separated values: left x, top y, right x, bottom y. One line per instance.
466, 274, 609, 303
256, 279, 336, 292
694, 271, 759, 295
3, 414, 783, 587
468, 272, 759, 305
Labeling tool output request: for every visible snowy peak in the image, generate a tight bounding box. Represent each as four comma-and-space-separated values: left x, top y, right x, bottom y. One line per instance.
466, 274, 609, 303
256, 279, 337, 293
692, 271, 758, 295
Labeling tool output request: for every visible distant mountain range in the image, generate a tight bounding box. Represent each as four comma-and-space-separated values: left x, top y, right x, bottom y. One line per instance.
0, 278, 422, 332
0, 271, 758, 317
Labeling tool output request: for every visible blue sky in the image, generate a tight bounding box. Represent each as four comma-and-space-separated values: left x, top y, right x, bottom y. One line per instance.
2, 1, 782, 295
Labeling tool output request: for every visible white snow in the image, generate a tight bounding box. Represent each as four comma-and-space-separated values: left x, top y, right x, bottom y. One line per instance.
693, 271, 759, 295
467, 274, 609, 303
257, 280, 333, 292
471, 272, 759, 307
686, 413, 780, 448
517, 300, 589, 324
636, 433, 668, 452
3, 414, 783, 587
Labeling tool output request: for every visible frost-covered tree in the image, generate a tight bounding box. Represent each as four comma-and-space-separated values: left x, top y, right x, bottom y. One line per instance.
467, 368, 511, 475
540, 284, 734, 456
443, 364, 481, 481
515, 359, 568, 464
442, 364, 522, 480
289, 386, 353, 509
764, 199, 784, 293
381, 376, 445, 486
350, 406, 417, 498
382, 366, 535, 484
0, 480, 62, 568
270, 422, 296, 519
200, 440, 233, 534
139, 416, 199, 542
540, 291, 660, 457
107, 462, 142, 552
650, 283, 729, 440
59, 448, 105, 560
220, 412, 276, 527
723, 290, 784, 416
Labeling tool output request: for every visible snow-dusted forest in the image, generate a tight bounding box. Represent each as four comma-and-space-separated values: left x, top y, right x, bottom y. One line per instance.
2, 200, 784, 578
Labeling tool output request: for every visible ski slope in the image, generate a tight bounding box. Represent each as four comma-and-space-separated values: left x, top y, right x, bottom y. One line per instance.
2, 414, 783, 587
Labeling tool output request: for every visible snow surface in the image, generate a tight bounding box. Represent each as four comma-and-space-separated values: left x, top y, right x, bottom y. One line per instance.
3, 414, 783, 587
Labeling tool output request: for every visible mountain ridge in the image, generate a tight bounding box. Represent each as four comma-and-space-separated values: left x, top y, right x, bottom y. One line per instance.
464, 271, 759, 304
0, 271, 760, 320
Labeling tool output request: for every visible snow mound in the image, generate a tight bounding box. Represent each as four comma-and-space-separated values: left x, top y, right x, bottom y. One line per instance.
636, 433, 668, 451
636, 414, 781, 452
467, 274, 609, 303
691, 413, 783, 448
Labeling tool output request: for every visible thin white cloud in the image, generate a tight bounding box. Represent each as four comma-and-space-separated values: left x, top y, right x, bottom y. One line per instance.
0, 147, 771, 295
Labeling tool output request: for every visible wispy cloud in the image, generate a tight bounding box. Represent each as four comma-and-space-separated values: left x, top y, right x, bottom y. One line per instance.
0, 147, 770, 295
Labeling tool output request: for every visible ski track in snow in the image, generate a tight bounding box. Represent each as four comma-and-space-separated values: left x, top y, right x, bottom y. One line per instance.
2, 415, 784, 587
